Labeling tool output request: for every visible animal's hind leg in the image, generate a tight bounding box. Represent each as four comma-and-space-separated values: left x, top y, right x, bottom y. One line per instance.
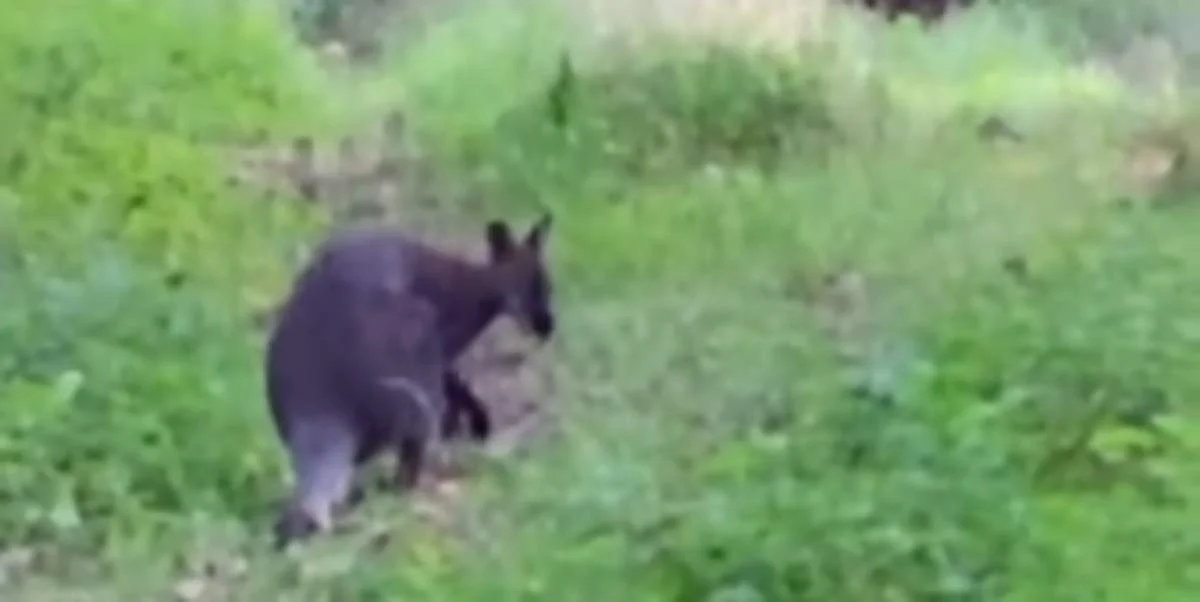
343, 435, 388, 509
396, 437, 428, 491
274, 415, 358, 548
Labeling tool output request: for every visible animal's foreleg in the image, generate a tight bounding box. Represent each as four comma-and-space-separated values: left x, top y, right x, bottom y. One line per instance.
442, 371, 492, 442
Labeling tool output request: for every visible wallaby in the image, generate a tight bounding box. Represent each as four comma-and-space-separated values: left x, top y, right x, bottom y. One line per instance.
264, 215, 555, 547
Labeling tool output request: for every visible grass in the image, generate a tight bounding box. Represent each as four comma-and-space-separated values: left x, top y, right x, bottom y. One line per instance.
4, 0, 1200, 599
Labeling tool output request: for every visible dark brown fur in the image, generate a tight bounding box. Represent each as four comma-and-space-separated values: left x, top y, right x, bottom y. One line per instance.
856, 0, 974, 24
265, 216, 555, 547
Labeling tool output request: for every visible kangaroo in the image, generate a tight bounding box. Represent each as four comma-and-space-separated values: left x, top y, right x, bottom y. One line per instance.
265, 216, 555, 547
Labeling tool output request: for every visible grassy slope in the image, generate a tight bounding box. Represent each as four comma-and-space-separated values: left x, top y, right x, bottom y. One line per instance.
368, 5, 1200, 601
5, 0, 1200, 600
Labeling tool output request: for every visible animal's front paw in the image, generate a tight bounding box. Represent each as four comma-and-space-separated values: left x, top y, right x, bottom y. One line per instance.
468, 411, 492, 441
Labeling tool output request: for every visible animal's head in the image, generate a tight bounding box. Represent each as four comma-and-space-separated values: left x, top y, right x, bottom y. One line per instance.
485, 214, 555, 341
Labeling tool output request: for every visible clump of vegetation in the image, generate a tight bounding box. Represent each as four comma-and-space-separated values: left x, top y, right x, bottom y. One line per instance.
0, 0, 326, 547
454, 45, 845, 205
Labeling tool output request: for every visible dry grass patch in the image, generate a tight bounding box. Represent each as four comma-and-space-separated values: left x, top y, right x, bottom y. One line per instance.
573, 0, 830, 55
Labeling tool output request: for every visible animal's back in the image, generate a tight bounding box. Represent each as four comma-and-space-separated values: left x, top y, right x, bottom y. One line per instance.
265, 226, 447, 449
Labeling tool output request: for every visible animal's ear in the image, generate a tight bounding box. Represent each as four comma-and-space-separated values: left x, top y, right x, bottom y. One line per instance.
486, 220, 515, 261
523, 212, 553, 251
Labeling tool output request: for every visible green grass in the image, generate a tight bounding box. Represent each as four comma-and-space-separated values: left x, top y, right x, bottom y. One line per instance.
4, 0, 1200, 600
